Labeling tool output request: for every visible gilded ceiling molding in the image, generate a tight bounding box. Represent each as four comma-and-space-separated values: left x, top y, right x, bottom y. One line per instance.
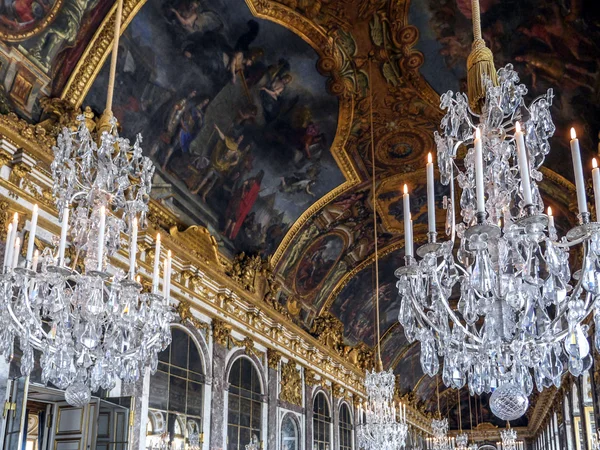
527, 387, 559, 435
60, 0, 147, 107
318, 223, 429, 315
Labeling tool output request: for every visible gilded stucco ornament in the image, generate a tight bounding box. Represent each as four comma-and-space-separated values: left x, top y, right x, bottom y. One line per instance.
310, 312, 345, 353
176, 300, 209, 331
228, 252, 265, 293
267, 349, 282, 370
280, 361, 302, 406
212, 319, 231, 347
304, 369, 320, 387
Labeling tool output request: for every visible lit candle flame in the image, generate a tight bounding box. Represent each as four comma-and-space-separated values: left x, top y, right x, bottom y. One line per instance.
547, 206, 553, 216
571, 127, 577, 140
403, 184, 408, 194
515, 121, 521, 133
594, 158, 598, 169
428, 152, 432, 164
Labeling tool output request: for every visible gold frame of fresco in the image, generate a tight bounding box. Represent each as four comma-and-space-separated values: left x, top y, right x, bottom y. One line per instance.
58, 0, 362, 267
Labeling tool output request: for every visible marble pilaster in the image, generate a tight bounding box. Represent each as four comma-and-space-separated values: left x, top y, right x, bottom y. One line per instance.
210, 341, 227, 450
267, 366, 278, 450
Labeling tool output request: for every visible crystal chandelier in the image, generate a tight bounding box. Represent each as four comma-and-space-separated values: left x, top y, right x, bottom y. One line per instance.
356, 59, 408, 450
395, 0, 599, 421
0, 0, 173, 406
358, 368, 408, 450
499, 428, 517, 450
427, 418, 453, 450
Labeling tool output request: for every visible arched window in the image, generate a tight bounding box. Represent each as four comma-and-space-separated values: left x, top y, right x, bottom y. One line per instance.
281, 415, 299, 450
339, 403, 353, 450
313, 392, 331, 450
227, 358, 263, 450
148, 327, 205, 448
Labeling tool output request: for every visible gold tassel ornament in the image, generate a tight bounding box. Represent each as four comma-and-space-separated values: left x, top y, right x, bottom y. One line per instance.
466, 0, 497, 113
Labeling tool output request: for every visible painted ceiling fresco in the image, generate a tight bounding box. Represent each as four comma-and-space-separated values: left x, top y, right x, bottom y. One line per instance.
0, 0, 595, 425
84, 0, 345, 257
0, 0, 112, 119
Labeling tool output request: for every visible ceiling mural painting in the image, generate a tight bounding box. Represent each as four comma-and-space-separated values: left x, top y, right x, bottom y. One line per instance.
410, 0, 600, 175
393, 343, 422, 395
379, 324, 409, 370
84, 0, 364, 258
329, 247, 404, 347
0, 0, 113, 118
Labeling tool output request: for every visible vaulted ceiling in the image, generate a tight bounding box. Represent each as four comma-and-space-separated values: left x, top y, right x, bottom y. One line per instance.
1, 0, 598, 428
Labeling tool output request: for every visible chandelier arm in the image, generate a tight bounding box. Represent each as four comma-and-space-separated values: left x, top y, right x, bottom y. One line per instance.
409, 289, 483, 346
5, 290, 53, 351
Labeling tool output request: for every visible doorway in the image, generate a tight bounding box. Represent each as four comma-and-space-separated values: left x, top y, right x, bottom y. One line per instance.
3, 384, 131, 450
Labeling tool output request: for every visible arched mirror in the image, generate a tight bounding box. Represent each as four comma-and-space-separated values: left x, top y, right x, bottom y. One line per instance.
227, 357, 263, 450
313, 392, 331, 450
281, 414, 299, 450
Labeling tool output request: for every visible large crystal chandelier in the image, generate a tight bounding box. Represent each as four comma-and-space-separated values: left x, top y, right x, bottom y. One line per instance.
0, 0, 173, 406
356, 59, 408, 450
395, 0, 600, 421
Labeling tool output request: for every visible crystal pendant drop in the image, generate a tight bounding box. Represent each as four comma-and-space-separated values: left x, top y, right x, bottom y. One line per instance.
490, 382, 529, 421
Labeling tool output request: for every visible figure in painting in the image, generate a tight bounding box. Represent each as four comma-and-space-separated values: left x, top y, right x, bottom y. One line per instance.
191, 124, 248, 201
294, 235, 343, 295
0, 0, 52, 29
223, 169, 264, 240
161, 96, 210, 171
260, 72, 293, 122
26, 0, 100, 66
183, 19, 263, 87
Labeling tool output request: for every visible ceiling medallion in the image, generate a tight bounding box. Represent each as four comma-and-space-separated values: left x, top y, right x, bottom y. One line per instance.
395, 0, 599, 420
0, 0, 173, 406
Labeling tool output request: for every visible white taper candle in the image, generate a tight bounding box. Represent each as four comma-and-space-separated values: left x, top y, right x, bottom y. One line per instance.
592, 158, 600, 221
547, 207, 555, 229
152, 233, 161, 293
427, 152, 436, 233
12, 236, 20, 269
26, 204, 38, 266
32, 249, 39, 272
58, 208, 69, 266
4, 222, 13, 270
474, 128, 485, 214
403, 184, 412, 257
515, 122, 533, 206
570, 127, 588, 215
129, 217, 138, 279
